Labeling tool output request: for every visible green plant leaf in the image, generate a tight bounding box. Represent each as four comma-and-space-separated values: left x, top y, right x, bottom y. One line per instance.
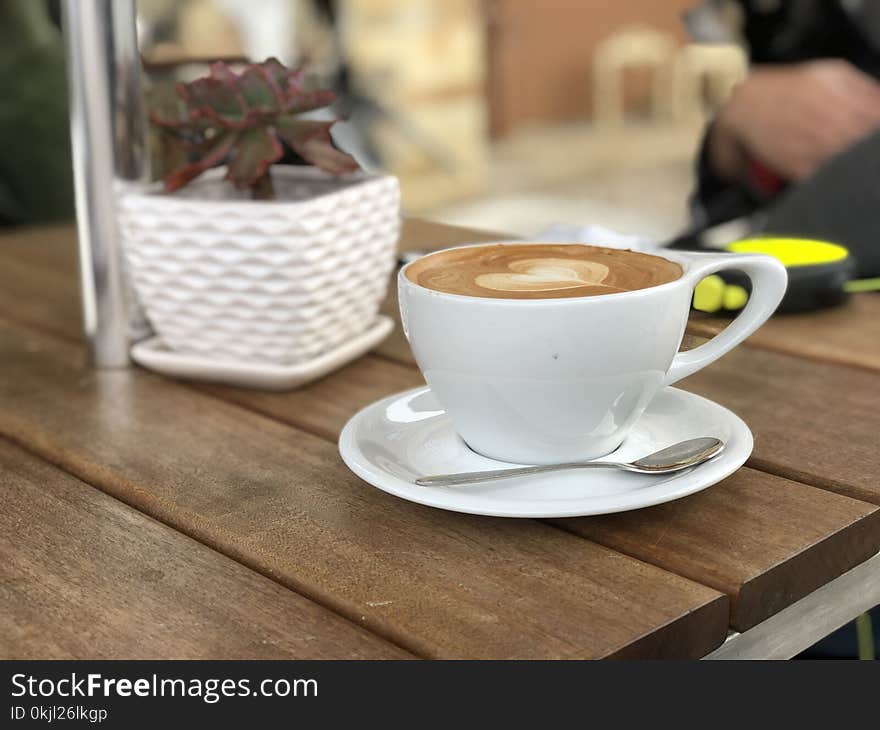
225, 128, 284, 189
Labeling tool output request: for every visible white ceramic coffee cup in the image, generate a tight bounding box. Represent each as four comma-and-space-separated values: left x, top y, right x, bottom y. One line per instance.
399, 243, 787, 464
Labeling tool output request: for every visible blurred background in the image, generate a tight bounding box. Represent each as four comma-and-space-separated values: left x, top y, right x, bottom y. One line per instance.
133, 0, 746, 239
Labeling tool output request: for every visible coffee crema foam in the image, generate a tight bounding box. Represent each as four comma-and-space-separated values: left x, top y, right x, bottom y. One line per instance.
406, 243, 683, 299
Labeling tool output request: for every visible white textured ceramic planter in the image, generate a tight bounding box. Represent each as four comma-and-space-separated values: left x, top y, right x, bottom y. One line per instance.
117, 166, 400, 365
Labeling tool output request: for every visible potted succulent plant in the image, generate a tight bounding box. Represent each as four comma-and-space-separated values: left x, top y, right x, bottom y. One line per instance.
117, 58, 400, 367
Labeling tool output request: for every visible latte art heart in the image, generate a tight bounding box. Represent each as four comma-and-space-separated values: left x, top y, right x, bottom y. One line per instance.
475, 258, 612, 292
406, 243, 682, 300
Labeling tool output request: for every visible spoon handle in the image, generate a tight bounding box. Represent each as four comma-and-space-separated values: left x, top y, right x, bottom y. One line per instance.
415, 461, 620, 487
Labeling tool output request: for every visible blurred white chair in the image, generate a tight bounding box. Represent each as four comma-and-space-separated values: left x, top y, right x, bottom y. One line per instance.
593, 26, 678, 126
672, 43, 747, 120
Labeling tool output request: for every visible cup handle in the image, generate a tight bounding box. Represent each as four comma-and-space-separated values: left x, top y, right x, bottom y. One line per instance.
663, 251, 788, 385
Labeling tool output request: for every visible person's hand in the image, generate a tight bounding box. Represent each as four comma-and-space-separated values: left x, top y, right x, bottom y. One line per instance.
709, 60, 880, 184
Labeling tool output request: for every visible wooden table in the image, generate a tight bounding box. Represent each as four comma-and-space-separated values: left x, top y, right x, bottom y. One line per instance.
1, 220, 878, 659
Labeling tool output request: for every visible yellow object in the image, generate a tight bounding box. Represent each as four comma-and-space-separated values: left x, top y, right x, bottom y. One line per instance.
722, 284, 748, 310
693, 275, 725, 312
726, 238, 848, 267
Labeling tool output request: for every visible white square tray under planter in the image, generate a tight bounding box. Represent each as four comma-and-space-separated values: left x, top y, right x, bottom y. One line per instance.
131, 315, 393, 390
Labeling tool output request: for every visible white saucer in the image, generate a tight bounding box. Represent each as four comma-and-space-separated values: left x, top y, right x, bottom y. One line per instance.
339, 386, 753, 518
131, 315, 393, 391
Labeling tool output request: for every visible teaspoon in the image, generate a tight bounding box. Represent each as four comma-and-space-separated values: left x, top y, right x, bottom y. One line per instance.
415, 437, 724, 487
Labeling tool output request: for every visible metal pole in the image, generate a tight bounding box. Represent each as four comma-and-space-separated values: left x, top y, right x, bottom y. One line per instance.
111, 0, 148, 183
62, 0, 147, 367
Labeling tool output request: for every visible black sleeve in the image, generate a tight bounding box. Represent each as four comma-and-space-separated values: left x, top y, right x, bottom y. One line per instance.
685, 124, 762, 237
680, 0, 871, 244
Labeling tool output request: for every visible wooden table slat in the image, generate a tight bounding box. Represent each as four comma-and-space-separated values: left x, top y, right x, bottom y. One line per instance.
689, 294, 880, 374
0, 438, 408, 659
555, 472, 880, 631
8, 221, 874, 506
198, 354, 880, 631
2, 219, 879, 651
680, 346, 880, 505
203, 356, 425, 443
0, 255, 82, 341
2, 218, 878, 375
0, 320, 728, 659
0, 223, 80, 273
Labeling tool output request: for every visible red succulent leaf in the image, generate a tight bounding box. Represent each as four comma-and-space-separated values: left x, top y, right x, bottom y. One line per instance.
267, 61, 337, 114
253, 59, 336, 114
149, 109, 186, 130
207, 60, 238, 83
163, 132, 237, 192
148, 82, 188, 129
150, 57, 346, 191
191, 106, 260, 130
275, 119, 359, 176
281, 88, 337, 115
259, 57, 292, 90
225, 128, 284, 189
150, 108, 215, 133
